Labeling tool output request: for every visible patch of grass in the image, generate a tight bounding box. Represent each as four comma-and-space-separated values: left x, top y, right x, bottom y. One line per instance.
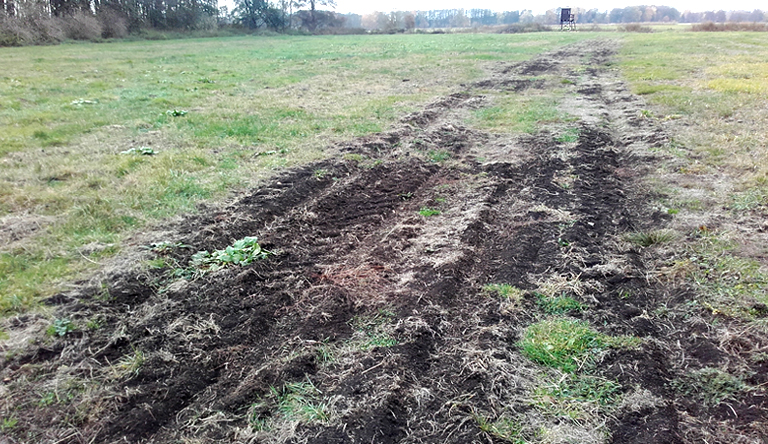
483, 283, 524, 302
624, 229, 676, 247
110, 348, 145, 379
427, 150, 451, 163
536, 293, 585, 314
533, 374, 622, 421
0, 416, 18, 432
683, 233, 768, 316
473, 413, 527, 443
473, 95, 564, 134
520, 318, 640, 373
555, 127, 580, 143
0, 33, 594, 316
249, 378, 331, 431
418, 207, 441, 217
671, 367, 746, 407
351, 308, 399, 351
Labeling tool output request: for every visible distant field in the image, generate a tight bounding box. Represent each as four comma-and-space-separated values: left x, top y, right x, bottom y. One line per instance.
0, 33, 591, 314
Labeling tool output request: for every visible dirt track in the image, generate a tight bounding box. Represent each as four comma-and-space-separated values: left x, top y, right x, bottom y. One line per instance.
2, 39, 768, 444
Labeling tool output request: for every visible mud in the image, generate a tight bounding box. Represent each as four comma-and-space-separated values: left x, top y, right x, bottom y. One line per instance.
2, 39, 767, 444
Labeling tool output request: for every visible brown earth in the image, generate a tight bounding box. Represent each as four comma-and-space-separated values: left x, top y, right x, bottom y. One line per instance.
2, 39, 768, 444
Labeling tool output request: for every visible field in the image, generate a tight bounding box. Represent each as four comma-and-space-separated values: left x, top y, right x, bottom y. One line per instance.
1, 31, 768, 443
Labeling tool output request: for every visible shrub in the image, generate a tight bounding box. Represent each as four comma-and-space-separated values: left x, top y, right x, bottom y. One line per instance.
619, 24, 653, 33
98, 8, 129, 39
62, 12, 103, 41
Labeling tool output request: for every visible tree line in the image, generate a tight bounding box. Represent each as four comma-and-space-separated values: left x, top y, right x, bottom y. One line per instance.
1, 0, 766, 46
343, 6, 766, 31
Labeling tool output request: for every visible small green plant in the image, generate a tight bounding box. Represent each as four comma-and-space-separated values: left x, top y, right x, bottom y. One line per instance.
47, 318, 76, 337
483, 283, 524, 302
85, 318, 103, 330
0, 416, 18, 431
428, 150, 450, 163
671, 367, 745, 407
273, 380, 330, 422
164, 109, 188, 117
536, 293, 585, 314
197, 77, 215, 83
555, 128, 580, 143
120, 147, 157, 156
473, 413, 526, 443
314, 169, 328, 178
418, 207, 441, 217
624, 230, 675, 247
343, 153, 365, 162
191, 236, 271, 271
114, 349, 145, 379
520, 319, 639, 373
557, 237, 570, 247
360, 334, 398, 350
147, 241, 191, 254
38, 392, 57, 406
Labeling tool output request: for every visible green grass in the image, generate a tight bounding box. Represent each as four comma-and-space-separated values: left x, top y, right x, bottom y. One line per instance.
520, 318, 639, 373
250, 379, 330, 431
418, 207, 441, 217
473, 94, 565, 134
0, 32, 594, 315
483, 283, 524, 301
671, 367, 746, 407
536, 293, 585, 314
533, 374, 622, 421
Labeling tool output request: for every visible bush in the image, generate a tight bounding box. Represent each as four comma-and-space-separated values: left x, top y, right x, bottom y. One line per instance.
619, 23, 653, 33
0, 15, 64, 46
691, 22, 768, 32
62, 12, 103, 41
499, 23, 551, 33
98, 8, 129, 39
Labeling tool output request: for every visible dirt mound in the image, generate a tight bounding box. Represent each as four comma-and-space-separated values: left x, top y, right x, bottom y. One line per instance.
2, 39, 767, 444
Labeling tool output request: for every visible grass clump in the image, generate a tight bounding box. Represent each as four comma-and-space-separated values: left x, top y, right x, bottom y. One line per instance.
190, 236, 271, 271
520, 319, 639, 373
350, 308, 399, 351
249, 379, 331, 431
555, 127, 580, 143
473, 413, 528, 443
536, 293, 585, 314
418, 207, 442, 217
671, 367, 746, 407
483, 283, 524, 302
533, 374, 621, 421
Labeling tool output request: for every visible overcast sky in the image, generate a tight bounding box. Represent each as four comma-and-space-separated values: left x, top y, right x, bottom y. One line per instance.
332, 0, 764, 15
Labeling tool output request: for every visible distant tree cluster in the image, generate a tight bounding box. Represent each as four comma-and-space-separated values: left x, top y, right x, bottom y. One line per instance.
344, 6, 766, 31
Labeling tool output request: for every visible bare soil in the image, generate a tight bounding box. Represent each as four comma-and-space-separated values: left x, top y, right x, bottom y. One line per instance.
2, 39, 767, 444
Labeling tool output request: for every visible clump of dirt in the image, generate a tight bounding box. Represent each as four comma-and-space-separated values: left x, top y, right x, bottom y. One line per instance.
2, 39, 767, 444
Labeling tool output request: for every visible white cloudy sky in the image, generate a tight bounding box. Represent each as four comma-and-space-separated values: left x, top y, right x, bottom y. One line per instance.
332, 0, 763, 15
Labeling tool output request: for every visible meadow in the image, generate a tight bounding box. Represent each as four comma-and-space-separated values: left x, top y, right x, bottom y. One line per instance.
0, 32, 589, 313
2, 28, 768, 444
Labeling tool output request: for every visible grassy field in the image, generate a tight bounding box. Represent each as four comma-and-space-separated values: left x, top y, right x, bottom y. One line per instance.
2, 30, 767, 319
618, 32, 768, 316
0, 32, 591, 314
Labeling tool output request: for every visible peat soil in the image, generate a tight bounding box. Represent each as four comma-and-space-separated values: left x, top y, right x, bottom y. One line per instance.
2, 40, 768, 444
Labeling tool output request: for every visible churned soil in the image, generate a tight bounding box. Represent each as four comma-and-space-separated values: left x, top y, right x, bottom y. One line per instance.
2, 39, 767, 444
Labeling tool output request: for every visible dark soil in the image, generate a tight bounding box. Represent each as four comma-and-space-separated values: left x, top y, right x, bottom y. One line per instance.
2, 39, 767, 444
